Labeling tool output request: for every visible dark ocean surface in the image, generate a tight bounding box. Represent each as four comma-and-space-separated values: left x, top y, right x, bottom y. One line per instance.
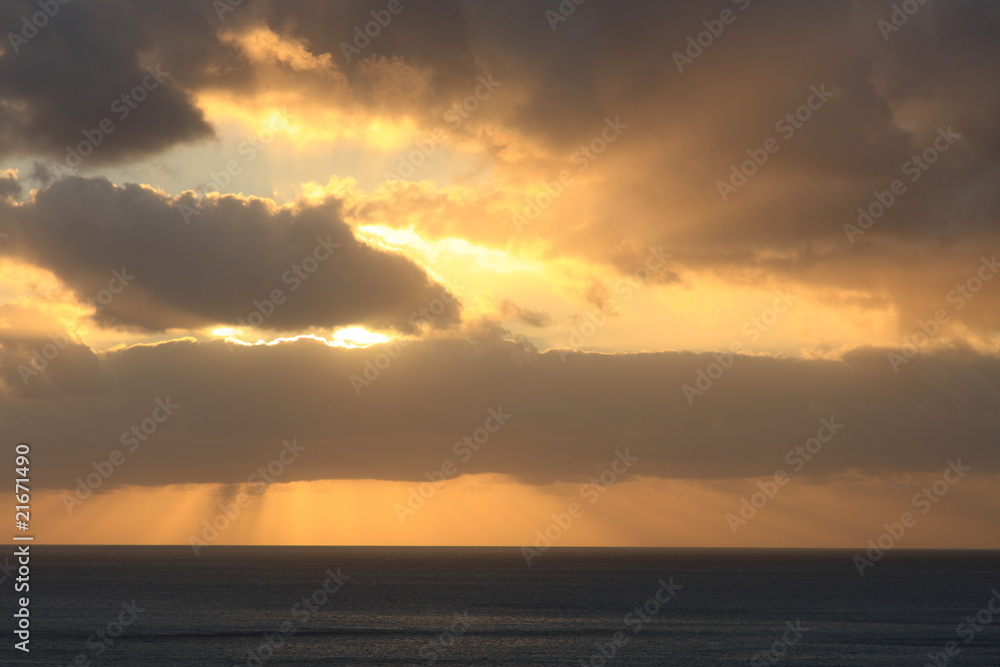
4, 546, 999, 666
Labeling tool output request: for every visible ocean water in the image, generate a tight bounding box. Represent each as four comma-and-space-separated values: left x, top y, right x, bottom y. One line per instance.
7, 546, 999, 666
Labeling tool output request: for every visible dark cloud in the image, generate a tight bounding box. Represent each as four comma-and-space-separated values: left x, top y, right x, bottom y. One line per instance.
461, 0, 1000, 337
0, 0, 214, 164
256, 0, 477, 94
0, 169, 19, 198
0, 0, 500, 167
1, 176, 461, 332
5, 337, 997, 490
4, 0, 998, 245
1, 0, 999, 500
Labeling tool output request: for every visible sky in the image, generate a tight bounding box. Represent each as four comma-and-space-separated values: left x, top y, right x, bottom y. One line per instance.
1, 0, 998, 549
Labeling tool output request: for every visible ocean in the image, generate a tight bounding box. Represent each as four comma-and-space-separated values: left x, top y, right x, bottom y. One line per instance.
7, 546, 999, 666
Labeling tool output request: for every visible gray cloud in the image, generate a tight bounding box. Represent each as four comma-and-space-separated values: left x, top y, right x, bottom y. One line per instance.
2, 0, 999, 503
0, 169, 19, 198
500, 300, 551, 328
0, 0, 214, 164
1, 176, 461, 332
4, 337, 997, 490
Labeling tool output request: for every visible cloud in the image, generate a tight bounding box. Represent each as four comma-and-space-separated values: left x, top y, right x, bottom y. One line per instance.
1, 0, 999, 508
0, 175, 461, 333
0, 304, 106, 398
228, 0, 998, 339
5, 336, 997, 490
0, 0, 214, 164
0, 168, 20, 198
500, 299, 551, 328
218, 25, 338, 75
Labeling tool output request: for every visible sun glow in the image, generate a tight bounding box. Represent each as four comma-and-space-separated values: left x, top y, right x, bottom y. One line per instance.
332, 326, 390, 347
221, 328, 392, 349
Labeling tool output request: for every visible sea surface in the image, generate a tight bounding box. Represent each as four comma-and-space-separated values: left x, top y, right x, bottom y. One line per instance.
5, 546, 999, 666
